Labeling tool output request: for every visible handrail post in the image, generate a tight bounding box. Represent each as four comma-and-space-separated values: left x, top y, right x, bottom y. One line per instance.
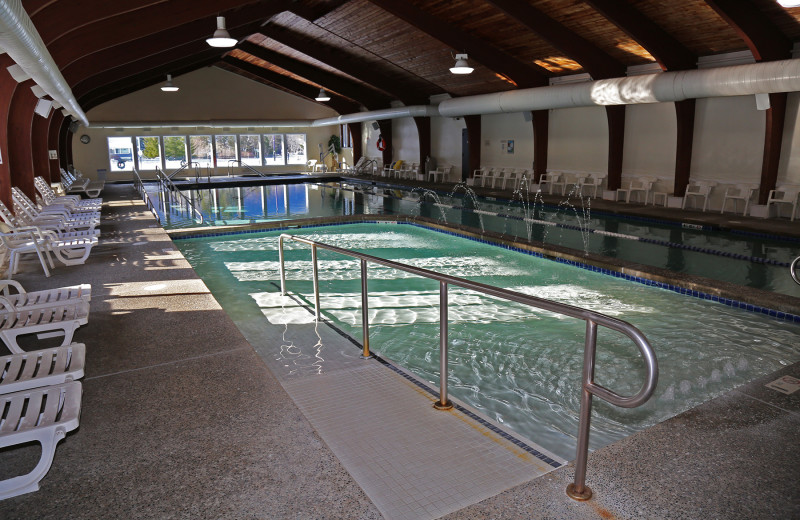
567, 320, 598, 501
278, 236, 287, 295
360, 259, 373, 358
791, 256, 800, 285
434, 281, 453, 410
311, 244, 321, 322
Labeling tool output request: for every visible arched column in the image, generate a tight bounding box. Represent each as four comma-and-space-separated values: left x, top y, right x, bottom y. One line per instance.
31, 103, 52, 183
464, 115, 480, 183
605, 105, 625, 191
0, 55, 16, 208
531, 110, 548, 182
377, 120, 392, 165
347, 122, 362, 166
673, 99, 696, 197
413, 116, 431, 169
7, 79, 38, 198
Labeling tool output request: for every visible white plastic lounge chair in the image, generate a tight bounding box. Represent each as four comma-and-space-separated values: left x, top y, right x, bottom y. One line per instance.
0, 343, 85, 394
12, 191, 99, 233
0, 381, 82, 499
13, 187, 100, 221
35, 177, 102, 209
578, 173, 606, 198
63, 169, 103, 198
0, 280, 91, 308
0, 229, 52, 277
3, 199, 98, 237
0, 297, 89, 353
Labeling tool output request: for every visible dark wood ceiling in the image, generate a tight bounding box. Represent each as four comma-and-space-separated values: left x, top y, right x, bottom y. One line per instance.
22, 0, 800, 115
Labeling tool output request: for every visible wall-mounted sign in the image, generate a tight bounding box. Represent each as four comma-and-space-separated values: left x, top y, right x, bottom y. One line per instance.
48, 149, 58, 160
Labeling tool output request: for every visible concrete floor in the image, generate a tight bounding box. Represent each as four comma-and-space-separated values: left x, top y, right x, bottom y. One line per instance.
0, 183, 797, 519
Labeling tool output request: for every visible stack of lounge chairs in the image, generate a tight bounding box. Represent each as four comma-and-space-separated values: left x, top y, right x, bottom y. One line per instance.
0, 179, 101, 499
0, 279, 90, 499
59, 168, 104, 199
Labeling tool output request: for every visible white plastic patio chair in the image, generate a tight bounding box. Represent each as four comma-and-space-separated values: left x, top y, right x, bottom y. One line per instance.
429, 166, 451, 183
472, 168, 487, 186
0, 229, 53, 277
0, 343, 85, 394
0, 296, 89, 353
481, 168, 498, 188
681, 180, 716, 212
720, 183, 758, 215
539, 171, 562, 194
0, 381, 82, 499
578, 173, 606, 198
617, 177, 655, 204
766, 185, 800, 221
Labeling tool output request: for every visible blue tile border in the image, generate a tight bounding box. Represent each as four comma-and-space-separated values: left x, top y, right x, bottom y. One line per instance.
177, 218, 800, 324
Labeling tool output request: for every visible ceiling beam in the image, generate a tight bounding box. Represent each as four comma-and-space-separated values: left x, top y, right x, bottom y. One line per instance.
237, 41, 391, 110
32, 0, 165, 44
61, 3, 283, 86
584, 0, 697, 71
288, 0, 350, 21
364, 0, 548, 88
79, 55, 220, 112
221, 56, 361, 115
486, 0, 625, 79
46, 0, 276, 68
703, 0, 792, 60
260, 22, 438, 105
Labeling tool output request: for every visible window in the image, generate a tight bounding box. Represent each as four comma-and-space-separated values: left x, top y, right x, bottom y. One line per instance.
163, 136, 187, 170
107, 136, 133, 172
239, 135, 261, 166
285, 133, 307, 165
136, 136, 161, 170
340, 124, 352, 148
215, 135, 237, 166
262, 134, 285, 166
190, 135, 213, 167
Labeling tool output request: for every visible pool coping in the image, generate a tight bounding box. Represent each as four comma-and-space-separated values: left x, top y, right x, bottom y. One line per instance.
168, 214, 800, 321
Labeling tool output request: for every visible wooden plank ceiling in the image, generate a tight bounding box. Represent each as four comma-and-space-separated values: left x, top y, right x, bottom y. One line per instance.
21, 0, 800, 115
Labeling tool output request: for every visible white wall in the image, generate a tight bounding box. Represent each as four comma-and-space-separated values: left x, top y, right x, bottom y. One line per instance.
548, 106, 608, 172
481, 112, 534, 171
431, 116, 466, 181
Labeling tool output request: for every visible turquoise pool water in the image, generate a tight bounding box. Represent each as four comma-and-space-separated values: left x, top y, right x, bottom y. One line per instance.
150, 182, 800, 297
175, 223, 800, 460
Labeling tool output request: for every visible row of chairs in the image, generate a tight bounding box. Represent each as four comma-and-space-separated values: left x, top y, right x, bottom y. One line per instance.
61, 168, 104, 199
0, 277, 91, 499
0, 180, 100, 277
384, 160, 420, 180
472, 167, 535, 191
616, 177, 799, 219
0, 175, 100, 499
539, 171, 606, 198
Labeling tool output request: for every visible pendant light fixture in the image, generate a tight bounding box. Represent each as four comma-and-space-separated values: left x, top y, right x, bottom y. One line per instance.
161, 74, 179, 92
206, 16, 237, 47
315, 88, 331, 102
450, 53, 474, 74
778, 0, 800, 7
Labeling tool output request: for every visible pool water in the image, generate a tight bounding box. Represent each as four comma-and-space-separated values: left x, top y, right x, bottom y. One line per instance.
150, 182, 800, 297
175, 223, 800, 460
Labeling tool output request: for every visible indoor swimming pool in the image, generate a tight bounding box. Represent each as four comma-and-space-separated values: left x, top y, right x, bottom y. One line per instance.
175, 222, 800, 461
152, 181, 800, 297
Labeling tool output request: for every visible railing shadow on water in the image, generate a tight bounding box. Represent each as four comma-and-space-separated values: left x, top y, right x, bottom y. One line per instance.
278, 233, 658, 502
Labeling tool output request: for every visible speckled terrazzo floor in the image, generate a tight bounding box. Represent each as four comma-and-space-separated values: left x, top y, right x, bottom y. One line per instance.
0, 183, 797, 519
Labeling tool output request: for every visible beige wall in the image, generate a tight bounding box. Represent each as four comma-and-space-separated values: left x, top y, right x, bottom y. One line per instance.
74, 67, 340, 180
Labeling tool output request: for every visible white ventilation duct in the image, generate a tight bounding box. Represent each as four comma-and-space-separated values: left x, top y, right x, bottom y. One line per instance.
311, 105, 440, 127
88, 120, 313, 129
0, 0, 89, 127
438, 59, 800, 117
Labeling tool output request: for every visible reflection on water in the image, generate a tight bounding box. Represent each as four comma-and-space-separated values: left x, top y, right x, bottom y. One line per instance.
151, 181, 800, 297
176, 223, 800, 460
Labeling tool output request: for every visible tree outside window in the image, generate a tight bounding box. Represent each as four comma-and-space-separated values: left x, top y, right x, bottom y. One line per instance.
215, 135, 237, 166
263, 134, 285, 166
286, 134, 306, 165
137, 136, 161, 170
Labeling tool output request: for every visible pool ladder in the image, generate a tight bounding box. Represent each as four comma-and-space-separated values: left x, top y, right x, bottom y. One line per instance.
277, 233, 658, 501
792, 256, 800, 285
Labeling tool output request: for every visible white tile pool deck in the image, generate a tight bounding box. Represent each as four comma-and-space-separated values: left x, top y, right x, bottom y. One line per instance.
0, 184, 797, 519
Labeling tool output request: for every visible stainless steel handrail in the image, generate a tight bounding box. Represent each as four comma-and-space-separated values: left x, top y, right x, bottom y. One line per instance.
227, 159, 268, 177
277, 233, 658, 501
792, 256, 800, 285
156, 169, 204, 224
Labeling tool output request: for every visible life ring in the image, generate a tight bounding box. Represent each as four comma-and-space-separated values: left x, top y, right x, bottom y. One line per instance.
376, 135, 386, 152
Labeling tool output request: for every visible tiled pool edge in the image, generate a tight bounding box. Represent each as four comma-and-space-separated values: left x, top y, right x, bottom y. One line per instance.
169, 216, 800, 323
